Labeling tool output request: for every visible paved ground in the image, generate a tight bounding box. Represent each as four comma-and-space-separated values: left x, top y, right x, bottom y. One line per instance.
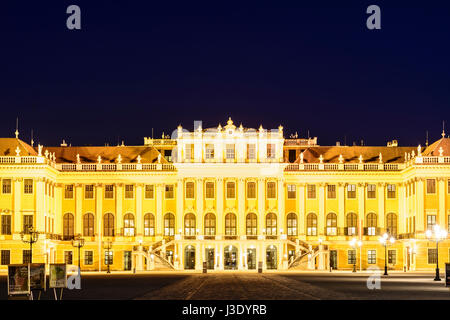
1, 271, 449, 300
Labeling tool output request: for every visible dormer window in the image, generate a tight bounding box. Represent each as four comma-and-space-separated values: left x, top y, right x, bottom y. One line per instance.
226, 144, 235, 160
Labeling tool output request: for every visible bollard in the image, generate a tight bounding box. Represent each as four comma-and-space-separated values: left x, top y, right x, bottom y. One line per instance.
258, 261, 263, 273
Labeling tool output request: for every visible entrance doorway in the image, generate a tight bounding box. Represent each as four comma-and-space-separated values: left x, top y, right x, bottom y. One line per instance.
247, 248, 256, 270
266, 245, 277, 270
224, 245, 238, 270
330, 250, 338, 270
124, 251, 132, 270
205, 248, 215, 269
184, 246, 195, 270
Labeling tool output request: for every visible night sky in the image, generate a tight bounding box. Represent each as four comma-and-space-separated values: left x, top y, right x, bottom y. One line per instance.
0, 1, 449, 147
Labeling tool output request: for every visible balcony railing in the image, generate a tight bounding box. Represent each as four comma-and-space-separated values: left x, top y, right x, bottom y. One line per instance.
285, 163, 403, 172
57, 163, 176, 172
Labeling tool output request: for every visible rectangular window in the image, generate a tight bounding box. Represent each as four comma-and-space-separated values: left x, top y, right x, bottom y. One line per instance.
226, 144, 235, 160
1, 215, 11, 235
205, 182, 215, 199
427, 215, 436, 230
367, 184, 376, 199
307, 184, 316, 199
85, 184, 94, 199
23, 250, 31, 264
104, 251, 113, 265
428, 248, 437, 264
387, 184, 396, 198
125, 184, 134, 199
267, 144, 275, 159
205, 144, 215, 160
388, 250, 396, 265
247, 144, 256, 160
327, 185, 336, 199
105, 184, 114, 199
24, 179, 33, 194
64, 251, 73, 265
185, 144, 194, 160
226, 182, 235, 199
267, 182, 276, 199
145, 185, 154, 199
64, 184, 74, 199
165, 185, 174, 199
348, 250, 356, 265
185, 182, 195, 199
84, 251, 93, 265
2, 179, 11, 194
247, 182, 256, 199
426, 179, 436, 194
23, 215, 33, 233
287, 184, 296, 199
1, 250, 10, 265
368, 250, 376, 264
347, 184, 356, 198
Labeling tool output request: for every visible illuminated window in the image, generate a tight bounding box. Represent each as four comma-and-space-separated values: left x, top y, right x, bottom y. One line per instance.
368, 250, 376, 264
326, 213, 337, 236
164, 213, 175, 236
165, 185, 174, 199
287, 213, 297, 236
327, 184, 336, 199
247, 182, 256, 199
205, 144, 214, 159
84, 251, 93, 265
204, 213, 216, 236
386, 213, 397, 237
65, 184, 74, 199
267, 182, 276, 199
226, 182, 235, 199
428, 249, 437, 264
307, 184, 316, 199
246, 213, 257, 236
226, 144, 235, 160
85, 184, 94, 199
23, 215, 33, 233
83, 213, 94, 236
2, 179, 11, 194
387, 184, 396, 198
184, 213, 196, 236
266, 213, 277, 236
347, 184, 356, 198
367, 184, 376, 199
144, 213, 155, 236
185, 144, 194, 160
346, 213, 357, 236
306, 213, 317, 236
427, 215, 436, 230
64, 251, 73, 265
388, 250, 396, 264
225, 213, 237, 235
125, 184, 134, 199
104, 184, 114, 199
1, 215, 11, 235
103, 213, 114, 237
348, 250, 356, 265
24, 179, 33, 194
287, 184, 296, 199
23, 250, 31, 264
247, 144, 256, 160
205, 182, 215, 199
63, 213, 74, 240
1, 250, 10, 265
267, 144, 275, 159
145, 185, 154, 199
366, 213, 377, 236
124, 213, 135, 236
426, 179, 436, 194
185, 182, 195, 199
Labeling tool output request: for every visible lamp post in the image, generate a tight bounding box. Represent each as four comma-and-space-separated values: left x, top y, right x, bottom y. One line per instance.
103, 240, 112, 273
379, 233, 395, 276
349, 238, 357, 272
358, 240, 362, 272
72, 234, 85, 272
426, 225, 447, 281
20, 227, 39, 263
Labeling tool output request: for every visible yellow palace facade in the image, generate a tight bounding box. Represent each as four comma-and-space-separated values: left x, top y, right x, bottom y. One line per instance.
1, 118, 450, 272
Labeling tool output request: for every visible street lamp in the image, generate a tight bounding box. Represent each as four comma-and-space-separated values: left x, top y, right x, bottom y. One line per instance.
357, 240, 362, 272
103, 240, 112, 273
72, 234, 85, 272
426, 225, 447, 281
349, 238, 358, 272
379, 233, 395, 276
20, 227, 39, 264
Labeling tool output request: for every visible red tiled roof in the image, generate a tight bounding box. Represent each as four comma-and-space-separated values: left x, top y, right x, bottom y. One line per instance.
0, 138, 37, 156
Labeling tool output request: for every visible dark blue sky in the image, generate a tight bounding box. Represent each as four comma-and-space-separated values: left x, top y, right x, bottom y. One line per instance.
0, 1, 449, 147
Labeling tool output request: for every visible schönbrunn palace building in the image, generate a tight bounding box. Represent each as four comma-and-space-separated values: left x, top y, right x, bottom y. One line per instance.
1, 117, 450, 272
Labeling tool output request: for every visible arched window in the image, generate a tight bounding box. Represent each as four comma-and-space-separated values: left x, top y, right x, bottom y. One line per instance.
225, 213, 236, 236
286, 213, 297, 236
246, 213, 257, 236
103, 213, 114, 237
326, 213, 337, 235
83, 213, 94, 237
266, 213, 277, 236
306, 213, 317, 236
204, 213, 216, 236
366, 213, 377, 236
144, 213, 155, 236
63, 213, 74, 240
124, 213, 135, 236
346, 212, 358, 236
386, 213, 397, 237
184, 213, 196, 236
164, 213, 175, 236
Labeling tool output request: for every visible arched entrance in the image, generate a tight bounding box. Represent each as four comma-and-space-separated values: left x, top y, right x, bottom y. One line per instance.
224, 245, 238, 270
266, 245, 277, 270
184, 245, 195, 270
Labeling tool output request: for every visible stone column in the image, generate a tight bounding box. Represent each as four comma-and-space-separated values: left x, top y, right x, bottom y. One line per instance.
258, 178, 265, 236
377, 183, 385, 229
75, 183, 83, 235
358, 183, 365, 234
196, 178, 204, 234
136, 184, 143, 238
398, 183, 406, 234
116, 184, 123, 236
438, 178, 446, 229
416, 179, 425, 232
298, 183, 305, 236
318, 183, 325, 236
238, 178, 245, 237
216, 178, 224, 237
176, 179, 184, 236
277, 179, 285, 235
96, 184, 103, 272
156, 183, 164, 237
13, 178, 22, 234
35, 178, 45, 235
54, 183, 62, 236
338, 183, 345, 234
